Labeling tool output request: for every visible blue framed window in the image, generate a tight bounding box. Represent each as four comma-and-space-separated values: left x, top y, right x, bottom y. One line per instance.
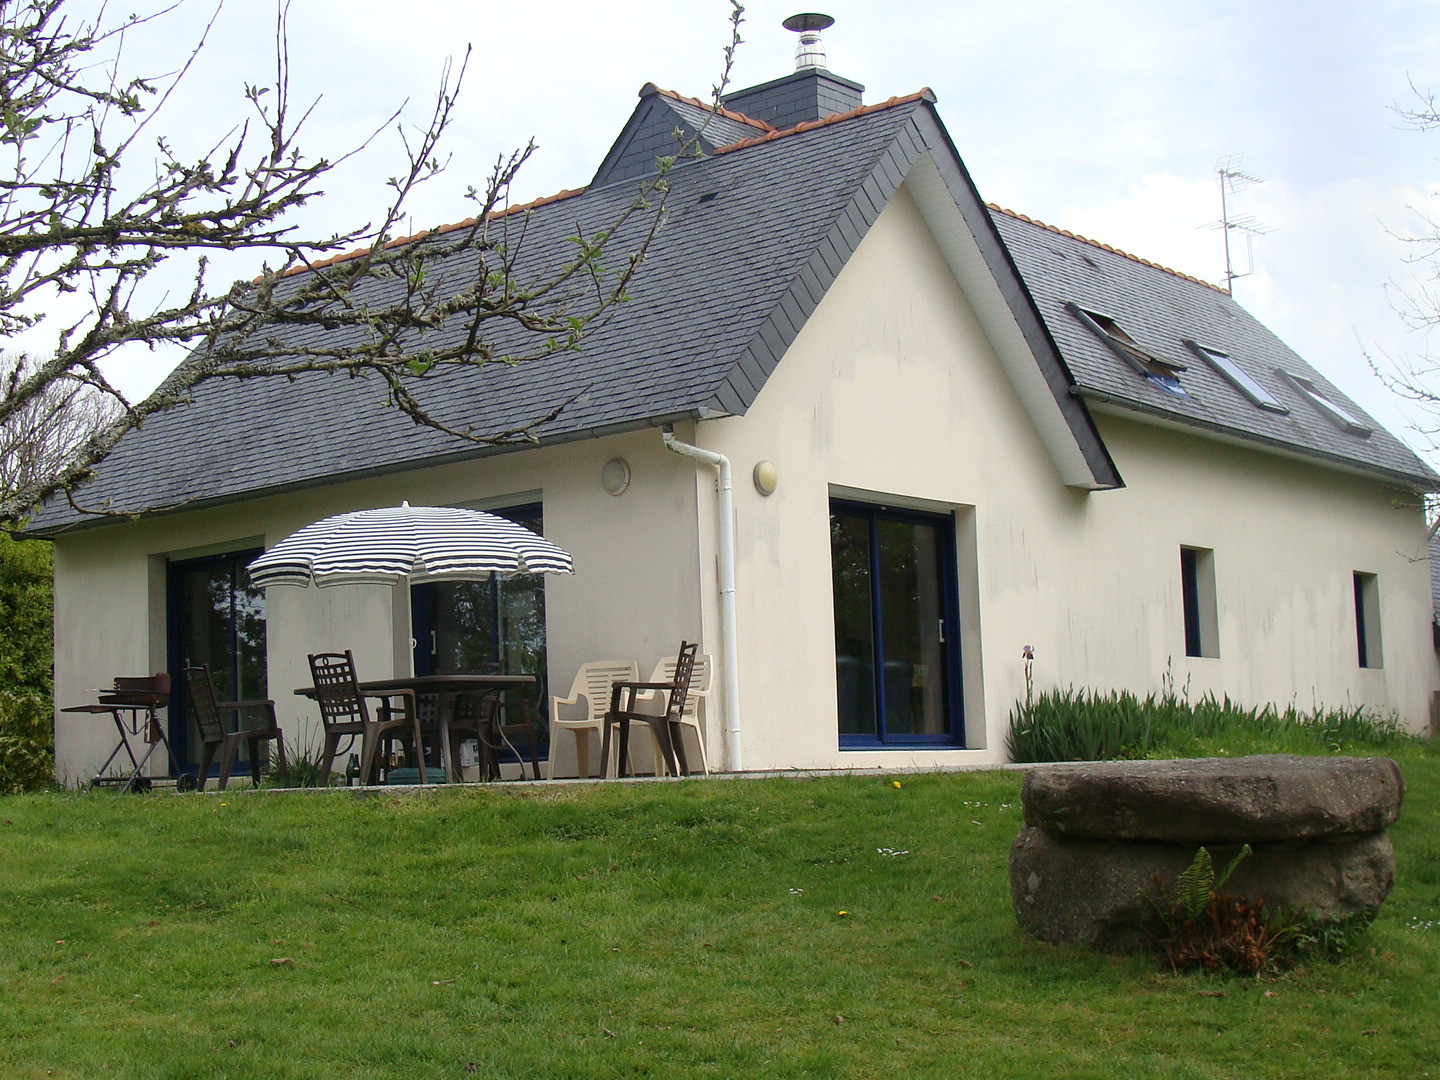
830, 499, 965, 748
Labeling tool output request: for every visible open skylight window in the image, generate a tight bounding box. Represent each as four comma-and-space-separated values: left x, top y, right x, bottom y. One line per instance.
1067, 303, 1188, 398
1186, 342, 1288, 414
1279, 371, 1372, 437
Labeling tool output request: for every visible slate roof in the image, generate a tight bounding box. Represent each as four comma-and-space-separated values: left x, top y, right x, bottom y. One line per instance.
590, 85, 771, 188
991, 207, 1438, 488
29, 94, 934, 532
27, 84, 1439, 535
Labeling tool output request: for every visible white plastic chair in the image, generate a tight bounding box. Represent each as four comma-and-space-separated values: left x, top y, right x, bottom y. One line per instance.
547, 660, 638, 779
636, 651, 712, 774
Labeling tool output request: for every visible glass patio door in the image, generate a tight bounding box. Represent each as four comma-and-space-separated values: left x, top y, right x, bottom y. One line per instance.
830, 500, 963, 747
410, 503, 547, 681
166, 550, 268, 776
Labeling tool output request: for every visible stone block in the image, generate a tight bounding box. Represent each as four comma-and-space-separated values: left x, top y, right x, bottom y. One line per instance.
1021, 754, 1403, 843
1009, 826, 1395, 953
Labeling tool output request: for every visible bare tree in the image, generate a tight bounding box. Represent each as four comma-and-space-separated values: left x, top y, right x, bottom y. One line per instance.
1373, 81, 1440, 450
0, 0, 745, 526
0, 352, 118, 498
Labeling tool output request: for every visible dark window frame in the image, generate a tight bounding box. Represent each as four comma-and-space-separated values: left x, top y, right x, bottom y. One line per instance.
1180, 545, 1219, 659
1354, 571, 1383, 669
409, 502, 549, 765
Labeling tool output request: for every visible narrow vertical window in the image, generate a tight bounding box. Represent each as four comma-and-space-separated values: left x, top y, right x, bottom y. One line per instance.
1354, 572, 1382, 668
1180, 546, 1219, 658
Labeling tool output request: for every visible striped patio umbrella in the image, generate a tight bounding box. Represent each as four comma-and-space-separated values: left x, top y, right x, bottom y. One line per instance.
246, 502, 574, 588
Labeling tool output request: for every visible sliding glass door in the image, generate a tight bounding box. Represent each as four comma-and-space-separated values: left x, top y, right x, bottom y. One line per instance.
410, 503, 547, 683
166, 550, 268, 775
831, 500, 964, 747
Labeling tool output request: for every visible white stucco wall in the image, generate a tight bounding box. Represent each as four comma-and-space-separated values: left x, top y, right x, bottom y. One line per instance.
49, 179, 1438, 784
684, 182, 1437, 771
52, 429, 704, 785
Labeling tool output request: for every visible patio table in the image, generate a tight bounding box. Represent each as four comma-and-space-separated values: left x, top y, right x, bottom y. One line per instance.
296, 673, 535, 782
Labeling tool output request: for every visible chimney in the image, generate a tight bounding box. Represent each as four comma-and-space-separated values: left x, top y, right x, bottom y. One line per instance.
787, 12, 831, 70
719, 13, 864, 131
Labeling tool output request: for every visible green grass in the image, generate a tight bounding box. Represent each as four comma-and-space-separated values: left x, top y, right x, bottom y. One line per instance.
3, 746, 1440, 1078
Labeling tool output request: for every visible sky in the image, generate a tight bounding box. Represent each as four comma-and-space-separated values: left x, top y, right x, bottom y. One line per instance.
54, 0, 1440, 465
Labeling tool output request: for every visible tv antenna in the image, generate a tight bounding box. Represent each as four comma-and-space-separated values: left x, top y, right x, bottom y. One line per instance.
1205, 154, 1273, 292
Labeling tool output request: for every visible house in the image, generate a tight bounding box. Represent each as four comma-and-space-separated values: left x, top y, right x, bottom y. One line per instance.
30, 21, 1440, 784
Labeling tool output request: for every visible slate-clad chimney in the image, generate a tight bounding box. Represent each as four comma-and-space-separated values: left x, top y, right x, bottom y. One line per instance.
719, 13, 863, 132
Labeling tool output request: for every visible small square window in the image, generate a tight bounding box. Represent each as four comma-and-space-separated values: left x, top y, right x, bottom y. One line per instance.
1181, 546, 1219, 658
1186, 342, 1288, 414
1354, 571, 1382, 668
1280, 371, 1371, 436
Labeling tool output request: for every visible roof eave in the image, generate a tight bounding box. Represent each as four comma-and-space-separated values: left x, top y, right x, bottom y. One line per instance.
1077, 386, 1440, 493
23, 408, 716, 539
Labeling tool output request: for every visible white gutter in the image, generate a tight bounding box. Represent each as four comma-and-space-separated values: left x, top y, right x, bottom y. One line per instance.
662, 425, 742, 772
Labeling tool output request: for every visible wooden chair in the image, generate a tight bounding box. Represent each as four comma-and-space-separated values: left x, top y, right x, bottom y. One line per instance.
184, 665, 287, 790
307, 651, 427, 785
635, 651, 712, 774
547, 660, 639, 779
601, 641, 699, 778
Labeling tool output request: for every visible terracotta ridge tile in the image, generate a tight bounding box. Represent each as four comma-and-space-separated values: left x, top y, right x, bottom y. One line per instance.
257, 187, 589, 282
650, 86, 775, 132
710, 90, 933, 156
987, 202, 1229, 294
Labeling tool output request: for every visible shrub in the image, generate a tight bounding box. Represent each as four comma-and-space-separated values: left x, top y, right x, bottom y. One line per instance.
0, 536, 54, 794
1006, 685, 1414, 763
1005, 686, 1153, 762
0, 690, 54, 794
0, 536, 53, 698
1149, 845, 1375, 974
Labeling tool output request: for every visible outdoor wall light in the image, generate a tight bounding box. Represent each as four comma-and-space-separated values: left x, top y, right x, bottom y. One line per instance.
601, 457, 631, 495
753, 459, 778, 496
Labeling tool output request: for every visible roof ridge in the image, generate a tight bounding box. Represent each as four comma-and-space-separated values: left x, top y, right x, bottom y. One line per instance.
261, 92, 931, 284
710, 90, 934, 155
649, 85, 775, 132
987, 203, 1228, 294
259, 187, 589, 282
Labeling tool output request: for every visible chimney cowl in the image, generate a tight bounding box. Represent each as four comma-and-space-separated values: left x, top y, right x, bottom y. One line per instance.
783, 12, 834, 71
720, 14, 862, 130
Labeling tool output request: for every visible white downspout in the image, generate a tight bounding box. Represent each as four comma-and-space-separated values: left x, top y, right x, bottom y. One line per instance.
662, 425, 742, 772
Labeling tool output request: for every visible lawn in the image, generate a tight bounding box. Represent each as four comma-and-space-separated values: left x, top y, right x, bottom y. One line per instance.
2, 749, 1438, 1079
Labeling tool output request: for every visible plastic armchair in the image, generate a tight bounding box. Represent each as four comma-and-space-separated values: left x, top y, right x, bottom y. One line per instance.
635, 651, 712, 774
547, 660, 638, 779
601, 642, 700, 778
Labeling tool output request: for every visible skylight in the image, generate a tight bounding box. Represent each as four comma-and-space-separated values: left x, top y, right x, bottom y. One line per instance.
1279, 371, 1372, 437
1186, 342, 1288, 414
1068, 303, 1189, 398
